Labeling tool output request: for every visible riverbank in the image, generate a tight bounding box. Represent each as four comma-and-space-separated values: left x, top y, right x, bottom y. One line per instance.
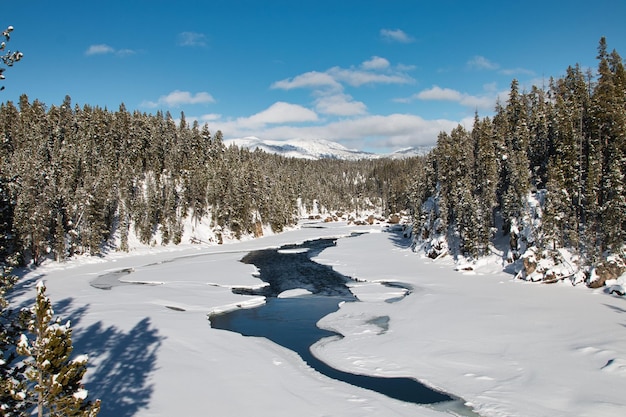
313, 227, 626, 417
12, 221, 626, 417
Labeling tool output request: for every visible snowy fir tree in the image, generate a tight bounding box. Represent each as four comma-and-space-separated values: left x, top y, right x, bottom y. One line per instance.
0, 258, 28, 416
16, 281, 100, 417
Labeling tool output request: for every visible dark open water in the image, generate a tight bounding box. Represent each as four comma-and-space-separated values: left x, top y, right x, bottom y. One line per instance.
209, 237, 479, 415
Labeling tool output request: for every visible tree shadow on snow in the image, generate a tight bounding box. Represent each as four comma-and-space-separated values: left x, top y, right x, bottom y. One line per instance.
6, 274, 43, 308
73, 318, 164, 417
384, 225, 413, 249
7, 274, 163, 416
604, 304, 626, 314
53, 297, 89, 327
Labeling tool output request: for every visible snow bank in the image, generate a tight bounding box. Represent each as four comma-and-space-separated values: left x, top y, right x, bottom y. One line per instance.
314, 229, 626, 417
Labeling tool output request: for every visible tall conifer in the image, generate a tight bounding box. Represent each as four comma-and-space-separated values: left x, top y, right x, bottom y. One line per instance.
17, 281, 100, 417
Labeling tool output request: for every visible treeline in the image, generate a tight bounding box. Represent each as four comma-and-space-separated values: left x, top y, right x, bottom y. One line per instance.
0, 96, 420, 265
411, 38, 625, 281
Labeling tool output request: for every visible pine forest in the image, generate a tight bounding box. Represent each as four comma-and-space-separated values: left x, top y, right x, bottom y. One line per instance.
0, 38, 624, 285
412, 37, 625, 287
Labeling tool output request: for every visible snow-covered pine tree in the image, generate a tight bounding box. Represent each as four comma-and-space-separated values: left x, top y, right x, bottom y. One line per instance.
542, 155, 574, 251
0, 259, 28, 415
447, 126, 479, 258
593, 43, 626, 253
11, 96, 52, 265
17, 281, 100, 417
472, 114, 498, 255
526, 85, 553, 189
457, 176, 482, 258
497, 80, 532, 259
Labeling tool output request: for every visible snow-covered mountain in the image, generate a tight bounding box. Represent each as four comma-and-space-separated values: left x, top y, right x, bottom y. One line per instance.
223, 137, 433, 160
224, 137, 376, 160
386, 145, 435, 159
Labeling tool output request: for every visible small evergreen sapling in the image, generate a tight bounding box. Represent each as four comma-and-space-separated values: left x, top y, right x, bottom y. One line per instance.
17, 281, 100, 417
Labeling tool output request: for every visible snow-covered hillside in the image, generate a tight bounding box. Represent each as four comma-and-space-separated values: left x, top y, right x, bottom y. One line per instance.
224, 137, 375, 160
386, 145, 435, 159
223, 136, 431, 160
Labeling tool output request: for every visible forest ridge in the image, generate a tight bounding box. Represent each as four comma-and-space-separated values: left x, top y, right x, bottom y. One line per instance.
0, 100, 417, 265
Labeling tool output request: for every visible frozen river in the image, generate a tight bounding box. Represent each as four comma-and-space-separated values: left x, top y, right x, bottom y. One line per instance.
208, 237, 473, 410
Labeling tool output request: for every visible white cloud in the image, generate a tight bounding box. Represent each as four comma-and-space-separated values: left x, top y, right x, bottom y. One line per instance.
467, 56, 535, 77
380, 29, 414, 43
313, 93, 367, 116
397, 85, 502, 110
396, 63, 417, 72
272, 57, 414, 91
458, 94, 499, 109
238, 102, 318, 128
361, 56, 390, 71
199, 113, 222, 122
196, 57, 459, 151
85, 44, 136, 57
178, 32, 208, 47
268, 57, 415, 142
317, 114, 455, 145
271, 71, 342, 90
328, 65, 413, 87
467, 55, 499, 70
417, 86, 463, 101
85, 44, 115, 56
208, 112, 459, 150
116, 49, 136, 57
270, 58, 412, 125
142, 90, 216, 108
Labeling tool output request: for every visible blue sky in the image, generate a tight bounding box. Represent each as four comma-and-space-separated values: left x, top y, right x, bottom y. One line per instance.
3, 0, 626, 153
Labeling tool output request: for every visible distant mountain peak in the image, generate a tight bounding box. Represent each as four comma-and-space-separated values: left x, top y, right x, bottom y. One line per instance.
224, 137, 376, 160
223, 137, 433, 160
386, 145, 434, 159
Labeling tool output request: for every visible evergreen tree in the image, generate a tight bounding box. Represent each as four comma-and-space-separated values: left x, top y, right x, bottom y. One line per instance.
17, 281, 100, 417
11, 97, 52, 265
542, 156, 575, 250
589, 37, 626, 254
472, 114, 498, 254
526, 85, 552, 188
0, 260, 28, 415
496, 80, 532, 257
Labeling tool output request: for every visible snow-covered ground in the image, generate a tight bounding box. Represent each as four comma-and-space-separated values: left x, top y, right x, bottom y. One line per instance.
13, 221, 626, 417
